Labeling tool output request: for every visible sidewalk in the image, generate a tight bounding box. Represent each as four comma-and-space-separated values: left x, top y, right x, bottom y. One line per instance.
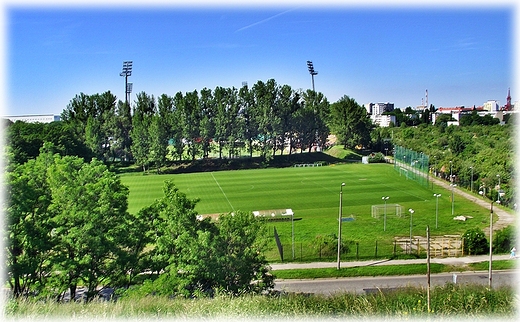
270, 254, 514, 270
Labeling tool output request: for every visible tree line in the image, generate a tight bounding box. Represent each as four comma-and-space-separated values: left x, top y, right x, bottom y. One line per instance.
58, 79, 371, 171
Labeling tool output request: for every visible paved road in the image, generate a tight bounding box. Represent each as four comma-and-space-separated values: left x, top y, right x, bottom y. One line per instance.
274, 270, 517, 295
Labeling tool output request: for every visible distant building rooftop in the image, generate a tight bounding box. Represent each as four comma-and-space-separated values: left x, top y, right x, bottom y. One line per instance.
3, 114, 61, 123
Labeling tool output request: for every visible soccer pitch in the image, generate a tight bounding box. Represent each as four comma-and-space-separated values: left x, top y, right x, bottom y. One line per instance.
119, 163, 489, 249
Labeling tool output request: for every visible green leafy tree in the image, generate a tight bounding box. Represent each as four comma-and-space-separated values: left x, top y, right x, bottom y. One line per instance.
130, 92, 156, 171
112, 100, 133, 162
329, 95, 372, 149
214, 211, 273, 294
251, 79, 280, 160
4, 121, 91, 165
199, 88, 215, 159
182, 90, 203, 160
46, 154, 131, 301
301, 90, 330, 152
238, 84, 257, 158
5, 144, 55, 297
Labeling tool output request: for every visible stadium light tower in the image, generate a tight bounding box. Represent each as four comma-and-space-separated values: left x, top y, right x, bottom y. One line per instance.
307, 60, 318, 92
120, 61, 133, 105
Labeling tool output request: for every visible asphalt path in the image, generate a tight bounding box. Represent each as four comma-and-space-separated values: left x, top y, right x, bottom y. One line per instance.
271, 254, 513, 270
274, 270, 517, 295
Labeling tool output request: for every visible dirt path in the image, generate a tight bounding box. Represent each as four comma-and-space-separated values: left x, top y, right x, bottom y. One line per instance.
391, 159, 516, 234
430, 176, 516, 234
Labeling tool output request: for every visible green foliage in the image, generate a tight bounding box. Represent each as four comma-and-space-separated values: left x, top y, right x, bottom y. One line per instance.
4, 120, 91, 165
368, 152, 385, 163
329, 95, 372, 149
492, 225, 516, 254
390, 123, 513, 207
460, 110, 501, 126
313, 234, 351, 257
5, 145, 132, 301
462, 228, 488, 255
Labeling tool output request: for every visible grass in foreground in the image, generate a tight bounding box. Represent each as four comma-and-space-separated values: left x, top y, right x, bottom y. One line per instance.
5, 284, 515, 319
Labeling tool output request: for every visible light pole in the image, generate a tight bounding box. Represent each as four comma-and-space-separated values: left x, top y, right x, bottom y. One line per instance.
408, 208, 415, 253
434, 193, 441, 229
450, 161, 453, 182
450, 184, 456, 216
469, 166, 474, 193
496, 174, 501, 203
489, 200, 496, 288
282, 209, 295, 260
307, 61, 318, 92
337, 183, 345, 270
382, 196, 389, 231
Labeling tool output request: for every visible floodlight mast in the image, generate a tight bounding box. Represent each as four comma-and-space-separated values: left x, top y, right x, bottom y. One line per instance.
120, 61, 133, 105
307, 60, 318, 92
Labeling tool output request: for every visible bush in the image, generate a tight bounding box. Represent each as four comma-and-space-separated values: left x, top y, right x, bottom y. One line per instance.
462, 228, 488, 255
314, 234, 350, 257
492, 225, 517, 254
368, 152, 385, 163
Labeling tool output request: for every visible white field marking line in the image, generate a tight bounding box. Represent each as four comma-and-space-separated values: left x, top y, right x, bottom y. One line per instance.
211, 172, 235, 212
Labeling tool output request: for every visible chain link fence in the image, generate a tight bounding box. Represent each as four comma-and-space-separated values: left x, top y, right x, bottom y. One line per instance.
393, 145, 430, 187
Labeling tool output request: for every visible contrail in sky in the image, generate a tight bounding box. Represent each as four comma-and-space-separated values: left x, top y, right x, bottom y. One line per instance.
234, 8, 297, 33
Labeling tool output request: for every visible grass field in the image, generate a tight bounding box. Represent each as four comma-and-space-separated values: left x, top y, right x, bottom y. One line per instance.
119, 163, 492, 261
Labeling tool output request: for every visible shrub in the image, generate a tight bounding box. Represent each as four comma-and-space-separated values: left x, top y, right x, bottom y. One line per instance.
492, 225, 517, 254
368, 152, 385, 163
462, 228, 488, 255
314, 234, 350, 257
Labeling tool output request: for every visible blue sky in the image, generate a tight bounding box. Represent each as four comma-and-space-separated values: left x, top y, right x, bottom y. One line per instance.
4, 2, 515, 116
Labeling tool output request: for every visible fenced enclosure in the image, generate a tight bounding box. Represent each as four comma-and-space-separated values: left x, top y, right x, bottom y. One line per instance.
393, 145, 430, 187
267, 232, 464, 262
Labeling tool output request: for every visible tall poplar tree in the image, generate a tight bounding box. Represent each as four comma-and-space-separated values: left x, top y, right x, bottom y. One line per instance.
130, 92, 156, 171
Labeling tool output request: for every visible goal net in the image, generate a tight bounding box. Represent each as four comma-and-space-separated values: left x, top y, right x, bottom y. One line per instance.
371, 204, 403, 218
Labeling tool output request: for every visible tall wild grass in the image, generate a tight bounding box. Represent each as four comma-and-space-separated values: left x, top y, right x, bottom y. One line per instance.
5, 284, 516, 320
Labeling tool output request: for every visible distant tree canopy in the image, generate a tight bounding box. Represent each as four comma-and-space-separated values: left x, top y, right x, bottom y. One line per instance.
387, 122, 514, 206
56, 81, 338, 168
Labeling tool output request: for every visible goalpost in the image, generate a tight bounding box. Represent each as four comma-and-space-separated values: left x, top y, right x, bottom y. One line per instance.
371, 204, 403, 218
399, 167, 409, 179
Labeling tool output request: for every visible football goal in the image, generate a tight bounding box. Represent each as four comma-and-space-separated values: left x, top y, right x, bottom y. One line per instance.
371, 204, 403, 218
